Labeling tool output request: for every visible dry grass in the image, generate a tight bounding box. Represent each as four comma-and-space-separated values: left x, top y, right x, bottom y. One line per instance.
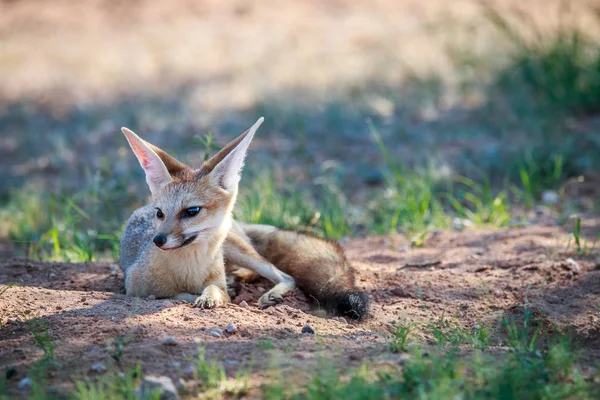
2, 0, 597, 104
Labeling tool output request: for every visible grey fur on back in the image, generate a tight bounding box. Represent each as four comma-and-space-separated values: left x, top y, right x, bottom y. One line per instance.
120, 204, 155, 274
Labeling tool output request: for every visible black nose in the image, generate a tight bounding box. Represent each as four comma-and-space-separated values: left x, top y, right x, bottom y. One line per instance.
153, 233, 167, 247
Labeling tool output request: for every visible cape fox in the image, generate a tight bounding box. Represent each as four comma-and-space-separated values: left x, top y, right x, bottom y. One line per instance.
119, 118, 369, 320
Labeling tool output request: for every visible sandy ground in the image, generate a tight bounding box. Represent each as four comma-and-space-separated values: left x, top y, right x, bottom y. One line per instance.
1, 224, 599, 397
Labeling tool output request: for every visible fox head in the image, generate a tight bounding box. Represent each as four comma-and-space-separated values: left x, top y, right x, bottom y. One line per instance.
121, 117, 264, 251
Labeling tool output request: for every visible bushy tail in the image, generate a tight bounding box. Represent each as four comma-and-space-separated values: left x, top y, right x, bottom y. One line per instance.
242, 224, 370, 321
302, 285, 370, 322
334, 291, 370, 321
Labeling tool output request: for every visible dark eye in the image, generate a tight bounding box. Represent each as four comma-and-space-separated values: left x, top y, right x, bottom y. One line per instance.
182, 206, 201, 218
156, 208, 164, 219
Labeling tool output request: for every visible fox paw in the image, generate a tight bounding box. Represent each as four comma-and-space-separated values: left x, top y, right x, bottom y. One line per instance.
193, 294, 221, 309
258, 292, 284, 309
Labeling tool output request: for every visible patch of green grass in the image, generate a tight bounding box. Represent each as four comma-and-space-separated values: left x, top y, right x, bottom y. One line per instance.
368, 122, 449, 235
15, 318, 63, 399
237, 174, 316, 232
26, 318, 55, 363
508, 152, 565, 209
448, 176, 511, 227
369, 121, 519, 234
388, 323, 414, 353
0, 154, 136, 262
108, 334, 127, 365
503, 310, 541, 355
258, 340, 276, 350
317, 188, 353, 240
73, 363, 142, 400
486, 4, 600, 117
430, 313, 491, 350
190, 346, 225, 390
237, 173, 352, 240
263, 333, 597, 399
1, 186, 125, 262
563, 216, 599, 256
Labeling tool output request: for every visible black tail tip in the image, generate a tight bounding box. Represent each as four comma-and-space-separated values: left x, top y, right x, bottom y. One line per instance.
337, 291, 370, 321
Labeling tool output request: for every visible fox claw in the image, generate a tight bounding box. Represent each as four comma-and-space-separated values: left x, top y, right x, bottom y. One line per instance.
194, 295, 222, 309
193, 296, 212, 309
258, 292, 284, 309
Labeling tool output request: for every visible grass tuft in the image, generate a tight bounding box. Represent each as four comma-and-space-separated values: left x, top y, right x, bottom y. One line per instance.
429, 313, 491, 350
388, 323, 414, 353
486, 4, 600, 117
263, 329, 597, 399
73, 364, 142, 400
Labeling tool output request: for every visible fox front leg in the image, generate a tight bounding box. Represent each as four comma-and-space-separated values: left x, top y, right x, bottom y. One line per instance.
194, 270, 231, 309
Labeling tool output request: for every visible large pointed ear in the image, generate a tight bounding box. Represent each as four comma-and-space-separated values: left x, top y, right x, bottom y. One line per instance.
207, 117, 264, 192
144, 142, 189, 177
121, 127, 174, 196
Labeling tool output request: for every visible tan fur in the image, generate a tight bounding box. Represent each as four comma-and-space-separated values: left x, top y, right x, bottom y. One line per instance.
119, 119, 263, 308
120, 118, 368, 318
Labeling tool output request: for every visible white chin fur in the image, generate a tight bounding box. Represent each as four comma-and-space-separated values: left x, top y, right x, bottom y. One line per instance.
157, 238, 180, 251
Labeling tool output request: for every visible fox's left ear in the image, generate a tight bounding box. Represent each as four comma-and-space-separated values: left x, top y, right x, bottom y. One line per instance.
207, 117, 264, 192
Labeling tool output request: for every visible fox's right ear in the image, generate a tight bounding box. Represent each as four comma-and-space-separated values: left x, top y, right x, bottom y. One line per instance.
121, 128, 173, 196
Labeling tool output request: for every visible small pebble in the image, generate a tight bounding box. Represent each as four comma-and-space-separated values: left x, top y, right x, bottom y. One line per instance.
137, 375, 178, 400
542, 190, 559, 205
391, 287, 407, 297
565, 258, 581, 273
109, 263, 120, 276
209, 328, 223, 338
162, 337, 178, 346
301, 324, 315, 334
225, 322, 237, 334
90, 362, 107, 374
18, 377, 32, 389
239, 301, 249, 308
147, 295, 156, 300
452, 217, 465, 231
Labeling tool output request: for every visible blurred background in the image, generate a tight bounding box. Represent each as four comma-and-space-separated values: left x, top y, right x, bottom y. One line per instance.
1, 0, 600, 261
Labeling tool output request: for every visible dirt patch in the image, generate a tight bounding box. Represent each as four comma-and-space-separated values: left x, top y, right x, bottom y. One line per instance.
1, 225, 599, 397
